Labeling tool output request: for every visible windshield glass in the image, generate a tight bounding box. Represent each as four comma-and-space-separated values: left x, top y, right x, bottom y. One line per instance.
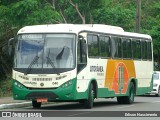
14, 34, 76, 73
153, 73, 159, 80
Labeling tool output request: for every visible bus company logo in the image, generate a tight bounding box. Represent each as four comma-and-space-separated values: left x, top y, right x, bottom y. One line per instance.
23, 81, 37, 86
113, 62, 129, 94
2, 112, 11, 117
40, 82, 44, 87
118, 64, 124, 91
19, 75, 29, 80
90, 66, 104, 72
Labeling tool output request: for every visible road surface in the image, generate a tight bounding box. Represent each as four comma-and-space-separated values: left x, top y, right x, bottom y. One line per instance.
1, 95, 160, 117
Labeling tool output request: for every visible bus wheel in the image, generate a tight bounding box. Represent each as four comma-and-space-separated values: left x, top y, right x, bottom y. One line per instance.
117, 97, 124, 104
84, 84, 94, 109
79, 100, 85, 104
156, 87, 160, 97
123, 82, 135, 104
32, 100, 41, 108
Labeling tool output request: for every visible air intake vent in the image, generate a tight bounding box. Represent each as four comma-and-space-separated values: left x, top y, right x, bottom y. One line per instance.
32, 78, 52, 81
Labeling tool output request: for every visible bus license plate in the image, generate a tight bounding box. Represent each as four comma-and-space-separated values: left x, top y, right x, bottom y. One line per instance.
37, 98, 48, 103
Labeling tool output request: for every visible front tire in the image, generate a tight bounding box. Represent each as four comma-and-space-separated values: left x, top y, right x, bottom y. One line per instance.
32, 100, 41, 108
79, 100, 85, 104
84, 84, 95, 109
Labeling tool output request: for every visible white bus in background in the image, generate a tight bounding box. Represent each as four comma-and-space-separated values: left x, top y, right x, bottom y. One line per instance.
9, 24, 153, 109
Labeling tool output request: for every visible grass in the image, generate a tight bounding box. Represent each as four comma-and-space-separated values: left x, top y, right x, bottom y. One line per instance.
0, 76, 12, 97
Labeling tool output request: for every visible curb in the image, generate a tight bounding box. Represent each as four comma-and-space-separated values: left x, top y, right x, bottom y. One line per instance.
0, 102, 32, 110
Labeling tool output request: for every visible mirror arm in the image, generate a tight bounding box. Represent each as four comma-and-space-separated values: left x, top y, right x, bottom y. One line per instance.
8, 38, 15, 48
8, 38, 15, 56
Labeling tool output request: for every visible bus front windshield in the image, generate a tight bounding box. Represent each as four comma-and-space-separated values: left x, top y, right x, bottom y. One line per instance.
14, 34, 76, 74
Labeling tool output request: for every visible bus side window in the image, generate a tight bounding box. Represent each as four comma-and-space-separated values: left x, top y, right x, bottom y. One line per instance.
147, 41, 152, 60
100, 36, 111, 58
111, 36, 122, 59
141, 40, 147, 60
132, 39, 141, 60
122, 38, 131, 59
77, 36, 87, 73
88, 34, 99, 57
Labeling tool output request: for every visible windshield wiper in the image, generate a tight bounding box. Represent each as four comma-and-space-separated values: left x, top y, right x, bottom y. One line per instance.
25, 55, 39, 75
47, 49, 60, 75
56, 47, 64, 60
46, 57, 55, 68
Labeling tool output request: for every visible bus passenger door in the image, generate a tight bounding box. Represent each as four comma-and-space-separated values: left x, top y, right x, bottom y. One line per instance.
76, 34, 88, 93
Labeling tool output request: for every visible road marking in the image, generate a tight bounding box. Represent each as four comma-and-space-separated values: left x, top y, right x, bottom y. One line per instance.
0, 102, 31, 110
68, 111, 93, 117
116, 105, 135, 109
151, 101, 160, 103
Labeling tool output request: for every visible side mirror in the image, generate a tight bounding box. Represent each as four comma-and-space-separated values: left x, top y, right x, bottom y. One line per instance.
8, 38, 15, 56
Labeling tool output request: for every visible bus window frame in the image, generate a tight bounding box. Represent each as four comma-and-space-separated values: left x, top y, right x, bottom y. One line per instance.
111, 36, 122, 59
141, 39, 148, 61
132, 38, 141, 61
147, 41, 152, 61
121, 37, 132, 60
87, 34, 100, 59
99, 35, 111, 59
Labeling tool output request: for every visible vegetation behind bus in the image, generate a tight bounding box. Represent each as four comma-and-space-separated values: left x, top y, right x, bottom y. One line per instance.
0, 0, 159, 96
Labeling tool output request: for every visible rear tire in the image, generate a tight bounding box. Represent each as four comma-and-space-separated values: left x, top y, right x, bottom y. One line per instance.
84, 84, 95, 109
117, 82, 135, 104
32, 100, 41, 108
123, 82, 135, 104
117, 97, 124, 104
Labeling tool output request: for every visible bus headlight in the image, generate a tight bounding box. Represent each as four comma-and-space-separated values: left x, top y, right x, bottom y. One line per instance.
61, 80, 73, 88
14, 81, 23, 89
14, 82, 18, 86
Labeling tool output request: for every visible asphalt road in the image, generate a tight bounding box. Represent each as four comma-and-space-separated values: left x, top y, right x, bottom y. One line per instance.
3, 95, 160, 112
1, 95, 160, 119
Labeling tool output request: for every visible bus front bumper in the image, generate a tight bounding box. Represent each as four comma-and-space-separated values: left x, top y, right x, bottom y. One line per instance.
12, 78, 77, 101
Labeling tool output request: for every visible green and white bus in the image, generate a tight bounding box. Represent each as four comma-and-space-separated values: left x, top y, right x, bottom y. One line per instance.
10, 24, 153, 108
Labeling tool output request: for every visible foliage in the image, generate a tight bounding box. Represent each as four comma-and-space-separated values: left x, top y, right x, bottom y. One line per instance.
140, 0, 160, 65
0, 0, 62, 78
93, 4, 135, 31
10, 0, 62, 27
0, 0, 160, 79
0, 75, 12, 97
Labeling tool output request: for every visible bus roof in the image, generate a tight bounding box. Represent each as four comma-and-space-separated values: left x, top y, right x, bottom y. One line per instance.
18, 24, 151, 39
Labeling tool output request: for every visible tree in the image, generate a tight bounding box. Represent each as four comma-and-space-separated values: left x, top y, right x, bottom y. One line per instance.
68, 0, 85, 24
92, 0, 136, 31
0, 0, 160, 77
0, 0, 62, 78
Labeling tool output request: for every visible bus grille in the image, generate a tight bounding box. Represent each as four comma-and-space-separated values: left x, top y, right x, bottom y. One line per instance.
32, 78, 52, 81
26, 87, 58, 90
26, 92, 58, 99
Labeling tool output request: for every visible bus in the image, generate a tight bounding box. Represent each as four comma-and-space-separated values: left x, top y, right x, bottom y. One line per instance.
10, 24, 153, 109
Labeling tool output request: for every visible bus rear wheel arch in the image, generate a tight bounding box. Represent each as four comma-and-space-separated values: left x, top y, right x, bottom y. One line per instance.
117, 82, 135, 104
